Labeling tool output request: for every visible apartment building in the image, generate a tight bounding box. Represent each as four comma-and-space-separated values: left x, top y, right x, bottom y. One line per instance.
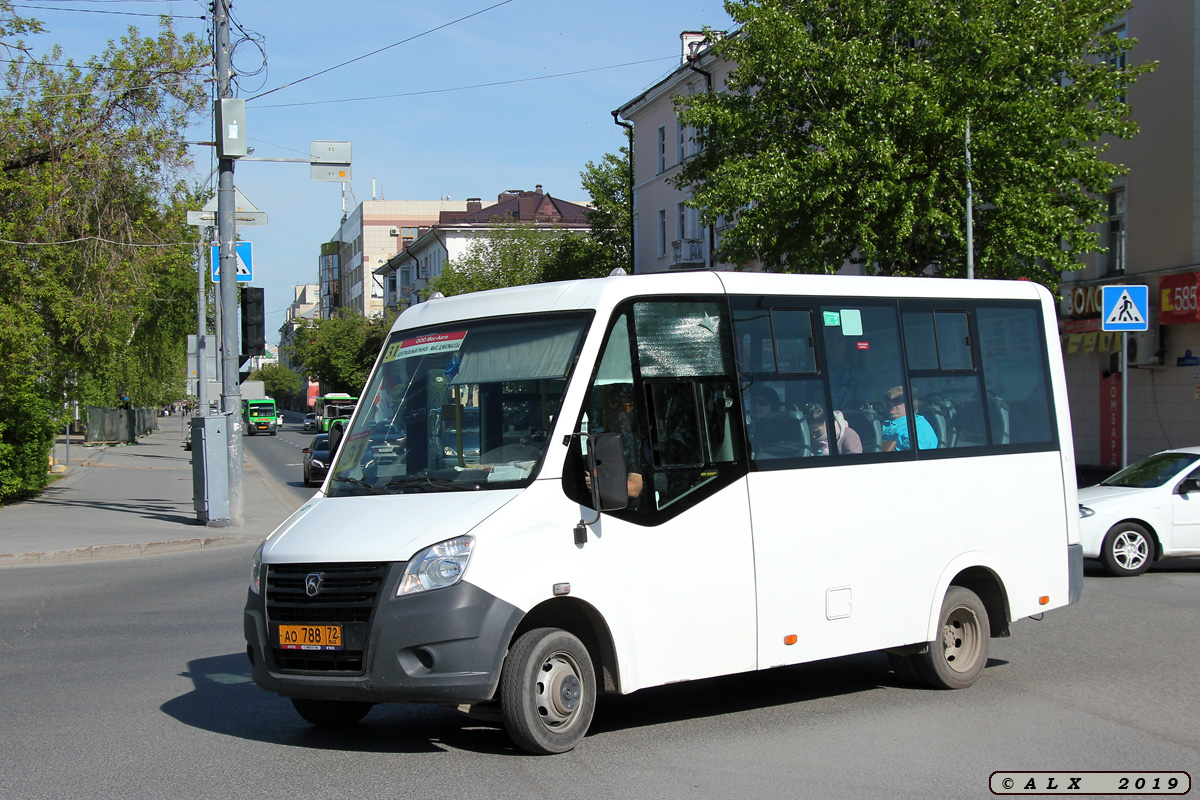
1056, 1, 1200, 468
278, 283, 319, 410
616, 33, 737, 274
319, 199, 468, 320
376, 187, 592, 311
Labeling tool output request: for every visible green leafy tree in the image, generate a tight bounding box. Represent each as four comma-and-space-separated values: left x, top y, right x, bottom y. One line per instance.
0, 4, 208, 502
293, 310, 394, 395
580, 145, 632, 272
249, 362, 303, 401
430, 223, 610, 297
675, 0, 1154, 285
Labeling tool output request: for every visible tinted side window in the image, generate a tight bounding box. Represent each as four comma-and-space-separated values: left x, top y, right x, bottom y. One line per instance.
976, 306, 1055, 446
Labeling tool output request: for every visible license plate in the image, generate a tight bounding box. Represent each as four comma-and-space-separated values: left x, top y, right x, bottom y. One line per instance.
278, 624, 342, 651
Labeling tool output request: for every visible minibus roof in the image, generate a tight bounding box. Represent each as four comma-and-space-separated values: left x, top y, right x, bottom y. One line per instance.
391, 271, 1049, 335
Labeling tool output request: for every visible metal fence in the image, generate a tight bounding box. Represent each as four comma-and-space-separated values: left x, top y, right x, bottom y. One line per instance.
83, 407, 159, 444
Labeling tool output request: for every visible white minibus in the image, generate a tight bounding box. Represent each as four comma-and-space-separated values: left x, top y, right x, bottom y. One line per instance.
244, 271, 1083, 754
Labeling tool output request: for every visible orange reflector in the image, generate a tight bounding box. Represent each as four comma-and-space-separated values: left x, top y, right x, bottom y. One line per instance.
784, 634, 798, 645
1039, 596, 1050, 605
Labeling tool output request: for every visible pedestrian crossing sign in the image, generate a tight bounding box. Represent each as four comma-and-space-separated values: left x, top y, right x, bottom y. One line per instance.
210, 241, 253, 283
1101, 284, 1149, 332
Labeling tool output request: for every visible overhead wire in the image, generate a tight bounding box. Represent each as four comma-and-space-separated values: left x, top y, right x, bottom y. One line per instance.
250, 56, 680, 110
245, 0, 514, 102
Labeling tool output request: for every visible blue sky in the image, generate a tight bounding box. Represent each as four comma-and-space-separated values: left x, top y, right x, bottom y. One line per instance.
19, 0, 734, 346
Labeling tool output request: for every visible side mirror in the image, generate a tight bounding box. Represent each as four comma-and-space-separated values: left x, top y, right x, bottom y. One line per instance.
302, 448, 311, 455
574, 432, 627, 545
1177, 478, 1200, 495
329, 420, 344, 455
589, 433, 628, 513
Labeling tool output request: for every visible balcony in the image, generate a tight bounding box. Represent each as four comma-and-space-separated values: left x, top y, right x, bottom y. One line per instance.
670, 238, 705, 268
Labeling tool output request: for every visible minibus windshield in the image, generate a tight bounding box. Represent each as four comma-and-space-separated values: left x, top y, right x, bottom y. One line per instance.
325, 312, 590, 496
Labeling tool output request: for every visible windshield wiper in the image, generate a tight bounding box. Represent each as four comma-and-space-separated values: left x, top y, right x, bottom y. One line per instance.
331, 476, 383, 494
383, 475, 469, 493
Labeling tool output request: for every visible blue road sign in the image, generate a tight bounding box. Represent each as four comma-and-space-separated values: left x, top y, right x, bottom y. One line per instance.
210, 241, 253, 282
1101, 284, 1149, 332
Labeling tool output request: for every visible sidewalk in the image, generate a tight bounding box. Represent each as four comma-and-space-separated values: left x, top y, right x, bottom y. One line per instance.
0, 424, 299, 567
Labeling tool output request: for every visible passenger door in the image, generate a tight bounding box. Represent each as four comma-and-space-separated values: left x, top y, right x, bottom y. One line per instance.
567, 300, 758, 691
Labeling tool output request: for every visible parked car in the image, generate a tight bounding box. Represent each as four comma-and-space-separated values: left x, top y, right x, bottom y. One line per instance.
303, 412, 318, 431
1078, 446, 1200, 576
302, 434, 331, 487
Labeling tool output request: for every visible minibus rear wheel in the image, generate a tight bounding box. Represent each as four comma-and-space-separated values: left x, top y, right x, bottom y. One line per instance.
500, 627, 596, 755
916, 586, 989, 690
290, 697, 373, 727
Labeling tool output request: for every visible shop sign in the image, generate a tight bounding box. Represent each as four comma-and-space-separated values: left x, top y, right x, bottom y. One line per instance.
1101, 372, 1122, 469
1159, 272, 1200, 325
1061, 285, 1105, 317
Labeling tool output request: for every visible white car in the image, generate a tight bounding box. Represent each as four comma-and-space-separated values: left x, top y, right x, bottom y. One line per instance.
1078, 446, 1200, 576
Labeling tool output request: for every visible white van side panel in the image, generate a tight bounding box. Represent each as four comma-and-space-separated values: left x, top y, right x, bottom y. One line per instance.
750, 450, 1072, 669
463, 477, 758, 695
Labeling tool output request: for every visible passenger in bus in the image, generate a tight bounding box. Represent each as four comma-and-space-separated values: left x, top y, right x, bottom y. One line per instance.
806, 404, 863, 455
746, 385, 808, 457
881, 386, 938, 451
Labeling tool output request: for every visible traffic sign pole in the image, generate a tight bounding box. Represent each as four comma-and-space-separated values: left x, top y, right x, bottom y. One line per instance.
1101, 285, 1149, 469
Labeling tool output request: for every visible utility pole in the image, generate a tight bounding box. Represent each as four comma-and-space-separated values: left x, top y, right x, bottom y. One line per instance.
215, 0, 244, 524
965, 116, 975, 280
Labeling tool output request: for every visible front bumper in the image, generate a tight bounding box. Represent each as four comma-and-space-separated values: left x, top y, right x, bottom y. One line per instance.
244, 564, 522, 705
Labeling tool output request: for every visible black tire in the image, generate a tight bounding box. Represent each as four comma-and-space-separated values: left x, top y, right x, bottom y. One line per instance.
290, 697, 373, 727
915, 586, 989, 690
500, 627, 596, 754
1101, 522, 1154, 576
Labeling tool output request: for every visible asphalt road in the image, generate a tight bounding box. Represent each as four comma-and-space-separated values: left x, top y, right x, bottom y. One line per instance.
1, 435, 1197, 799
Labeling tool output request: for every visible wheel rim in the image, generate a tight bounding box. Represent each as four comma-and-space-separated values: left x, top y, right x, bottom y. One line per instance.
940, 605, 983, 674
534, 651, 585, 730
1113, 530, 1149, 571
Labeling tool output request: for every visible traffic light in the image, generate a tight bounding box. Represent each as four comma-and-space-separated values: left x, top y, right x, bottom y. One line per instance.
241, 287, 265, 357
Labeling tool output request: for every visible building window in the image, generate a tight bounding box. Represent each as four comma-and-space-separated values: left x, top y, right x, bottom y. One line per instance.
1104, 25, 1128, 104
1106, 188, 1126, 275
677, 118, 686, 164
657, 209, 667, 258
657, 126, 667, 174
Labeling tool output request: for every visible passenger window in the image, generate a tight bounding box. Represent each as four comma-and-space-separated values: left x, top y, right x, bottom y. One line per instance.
821, 304, 905, 455
903, 311, 973, 371
977, 307, 1055, 446
771, 309, 817, 374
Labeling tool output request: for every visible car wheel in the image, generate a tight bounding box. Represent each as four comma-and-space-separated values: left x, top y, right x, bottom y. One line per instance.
500, 627, 596, 754
915, 586, 989, 690
1101, 522, 1154, 576
290, 697, 373, 726
303, 467, 311, 487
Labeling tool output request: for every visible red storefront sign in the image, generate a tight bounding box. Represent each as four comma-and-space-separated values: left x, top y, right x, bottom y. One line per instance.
1101, 372, 1122, 469
1159, 272, 1200, 325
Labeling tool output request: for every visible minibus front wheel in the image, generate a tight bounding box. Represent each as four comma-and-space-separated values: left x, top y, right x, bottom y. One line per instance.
499, 627, 596, 755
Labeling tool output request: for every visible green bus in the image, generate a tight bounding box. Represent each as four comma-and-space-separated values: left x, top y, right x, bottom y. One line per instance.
314, 392, 357, 433
243, 397, 279, 436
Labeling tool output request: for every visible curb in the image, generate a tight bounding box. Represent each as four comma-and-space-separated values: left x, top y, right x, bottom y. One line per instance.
0, 533, 253, 567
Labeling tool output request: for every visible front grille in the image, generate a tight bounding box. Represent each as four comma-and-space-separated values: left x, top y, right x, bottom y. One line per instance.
265, 562, 389, 674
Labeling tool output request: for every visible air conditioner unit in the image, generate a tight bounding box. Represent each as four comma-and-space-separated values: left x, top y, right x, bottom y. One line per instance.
1127, 327, 1163, 366
388, 227, 399, 236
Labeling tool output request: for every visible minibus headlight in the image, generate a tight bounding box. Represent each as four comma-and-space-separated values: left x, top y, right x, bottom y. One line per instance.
250, 541, 265, 595
1079, 505, 1095, 519
398, 536, 474, 596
